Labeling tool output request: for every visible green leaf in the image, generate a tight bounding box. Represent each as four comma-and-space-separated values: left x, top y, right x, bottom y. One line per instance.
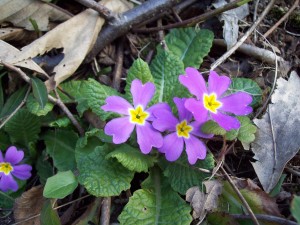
26, 94, 54, 116
40, 199, 61, 225
0, 85, 28, 119
150, 51, 186, 107
201, 120, 226, 135
225, 116, 257, 143
0, 190, 15, 209
119, 167, 192, 225
163, 153, 215, 194
43, 129, 78, 171
291, 195, 300, 224
36, 150, 54, 185
269, 174, 286, 197
0, 130, 11, 151
125, 58, 153, 102
207, 212, 239, 225
164, 27, 214, 68
5, 109, 41, 146
76, 133, 134, 197
49, 117, 71, 128
229, 78, 262, 107
43, 171, 78, 199
106, 144, 156, 172
31, 77, 48, 109
0, 72, 6, 109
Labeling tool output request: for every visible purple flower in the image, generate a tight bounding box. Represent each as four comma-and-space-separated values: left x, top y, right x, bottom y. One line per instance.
179, 68, 253, 131
101, 79, 169, 154
0, 146, 32, 192
152, 97, 213, 165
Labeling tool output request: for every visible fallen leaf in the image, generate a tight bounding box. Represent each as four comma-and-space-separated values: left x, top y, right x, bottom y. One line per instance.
14, 185, 45, 225
251, 71, 300, 193
5, 0, 132, 89
0, 0, 71, 31
186, 180, 223, 221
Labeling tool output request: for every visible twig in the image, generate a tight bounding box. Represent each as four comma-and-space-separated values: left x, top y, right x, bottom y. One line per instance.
253, 0, 260, 43
0, 60, 31, 83
85, 0, 180, 63
0, 86, 31, 130
211, 0, 276, 70
133, 0, 251, 33
285, 166, 300, 177
231, 214, 298, 225
74, 0, 116, 20
112, 40, 124, 90
263, 0, 299, 39
220, 166, 260, 225
100, 197, 111, 225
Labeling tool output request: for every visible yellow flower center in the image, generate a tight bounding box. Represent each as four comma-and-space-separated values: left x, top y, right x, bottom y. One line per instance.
0, 162, 13, 175
176, 120, 193, 138
129, 105, 149, 125
203, 93, 222, 113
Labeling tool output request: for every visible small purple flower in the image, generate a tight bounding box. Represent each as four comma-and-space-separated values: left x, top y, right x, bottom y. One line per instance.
0, 146, 32, 192
102, 79, 169, 154
179, 68, 253, 131
152, 97, 212, 165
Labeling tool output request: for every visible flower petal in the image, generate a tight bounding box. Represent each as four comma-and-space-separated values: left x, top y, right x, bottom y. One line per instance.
136, 122, 163, 154
179, 67, 207, 99
211, 112, 240, 131
208, 71, 231, 97
0, 174, 18, 192
160, 133, 184, 162
185, 135, 207, 164
11, 164, 32, 180
220, 92, 253, 115
104, 117, 135, 144
152, 109, 178, 132
101, 96, 132, 115
185, 98, 208, 123
190, 121, 214, 138
173, 97, 192, 122
131, 79, 155, 108
147, 102, 171, 121
5, 146, 24, 165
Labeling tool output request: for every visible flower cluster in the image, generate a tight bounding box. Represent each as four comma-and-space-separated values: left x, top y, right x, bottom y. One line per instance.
0, 146, 32, 192
102, 68, 252, 164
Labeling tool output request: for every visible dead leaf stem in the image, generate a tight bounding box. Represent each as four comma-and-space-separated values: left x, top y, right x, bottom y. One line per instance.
100, 197, 111, 225
112, 40, 124, 90
220, 166, 261, 225
75, 0, 116, 20
230, 214, 298, 225
211, 0, 276, 70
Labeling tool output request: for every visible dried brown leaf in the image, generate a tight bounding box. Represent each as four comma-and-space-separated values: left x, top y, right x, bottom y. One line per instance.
14, 185, 45, 225
0, 0, 71, 31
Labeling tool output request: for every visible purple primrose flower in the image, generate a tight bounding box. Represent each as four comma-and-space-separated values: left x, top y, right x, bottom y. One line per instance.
102, 79, 169, 154
152, 97, 213, 165
179, 68, 253, 131
0, 146, 32, 192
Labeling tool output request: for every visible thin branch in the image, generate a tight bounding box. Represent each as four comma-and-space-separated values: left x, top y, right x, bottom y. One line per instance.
0, 60, 30, 83
74, 0, 116, 20
85, 0, 179, 63
0, 86, 31, 130
220, 166, 260, 225
112, 40, 124, 90
100, 197, 111, 225
211, 0, 276, 70
263, 0, 299, 39
231, 214, 298, 225
133, 0, 251, 33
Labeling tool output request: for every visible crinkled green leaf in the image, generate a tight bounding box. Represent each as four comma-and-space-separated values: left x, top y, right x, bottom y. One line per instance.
31, 77, 48, 109
43, 171, 78, 199
207, 212, 239, 225
291, 195, 300, 224
125, 58, 153, 102
0, 190, 15, 209
49, 117, 71, 128
5, 109, 41, 146
36, 151, 54, 185
150, 51, 186, 107
164, 27, 214, 68
76, 134, 134, 197
40, 199, 61, 225
229, 78, 262, 107
26, 94, 54, 116
226, 116, 257, 143
163, 153, 215, 194
201, 120, 226, 135
0, 85, 28, 119
43, 129, 78, 171
119, 167, 192, 225
106, 144, 156, 172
